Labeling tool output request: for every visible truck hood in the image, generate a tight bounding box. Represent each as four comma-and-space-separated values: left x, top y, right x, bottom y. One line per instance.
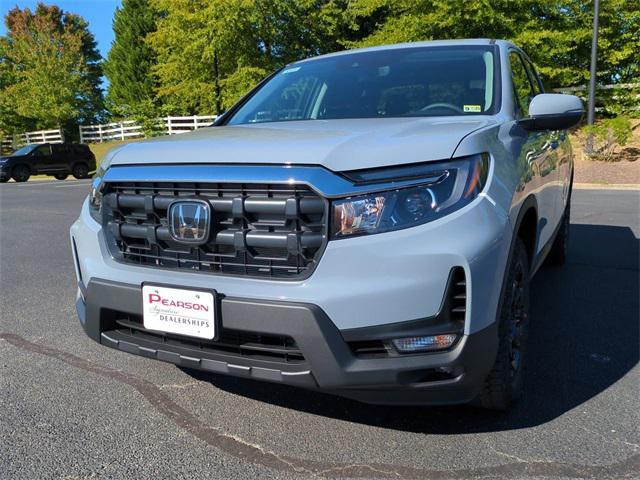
109, 117, 494, 172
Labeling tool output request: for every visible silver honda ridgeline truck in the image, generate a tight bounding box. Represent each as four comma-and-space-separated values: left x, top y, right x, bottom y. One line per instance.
71, 40, 583, 410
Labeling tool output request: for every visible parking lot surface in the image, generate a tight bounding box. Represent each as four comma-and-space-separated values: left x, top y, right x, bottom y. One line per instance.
0, 180, 638, 479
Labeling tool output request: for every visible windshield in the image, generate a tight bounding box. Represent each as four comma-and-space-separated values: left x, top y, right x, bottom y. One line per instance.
227, 45, 498, 125
11, 144, 37, 156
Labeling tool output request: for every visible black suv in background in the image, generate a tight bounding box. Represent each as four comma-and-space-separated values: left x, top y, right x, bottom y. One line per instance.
0, 143, 96, 183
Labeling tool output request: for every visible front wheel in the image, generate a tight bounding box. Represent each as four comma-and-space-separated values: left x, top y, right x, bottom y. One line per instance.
477, 238, 530, 411
72, 163, 89, 179
12, 165, 30, 182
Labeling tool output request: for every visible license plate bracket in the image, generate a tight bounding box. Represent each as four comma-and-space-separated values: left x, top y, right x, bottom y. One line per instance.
142, 284, 216, 340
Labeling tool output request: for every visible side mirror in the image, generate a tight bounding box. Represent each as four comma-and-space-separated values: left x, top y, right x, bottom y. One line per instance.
518, 93, 583, 131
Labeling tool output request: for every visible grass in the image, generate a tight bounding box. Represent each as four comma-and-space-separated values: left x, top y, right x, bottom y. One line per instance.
88, 139, 140, 166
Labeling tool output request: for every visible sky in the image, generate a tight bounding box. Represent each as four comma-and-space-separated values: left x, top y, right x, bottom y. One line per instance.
0, 0, 120, 85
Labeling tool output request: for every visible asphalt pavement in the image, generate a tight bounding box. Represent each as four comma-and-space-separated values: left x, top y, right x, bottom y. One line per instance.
0, 179, 638, 479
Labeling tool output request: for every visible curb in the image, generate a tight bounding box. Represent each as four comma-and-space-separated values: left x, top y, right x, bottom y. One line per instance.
574, 183, 640, 191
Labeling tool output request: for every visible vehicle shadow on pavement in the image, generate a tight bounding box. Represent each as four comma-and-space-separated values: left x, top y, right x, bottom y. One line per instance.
185, 223, 639, 433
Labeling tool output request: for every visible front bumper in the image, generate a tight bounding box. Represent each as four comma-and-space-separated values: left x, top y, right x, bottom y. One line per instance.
76, 278, 498, 405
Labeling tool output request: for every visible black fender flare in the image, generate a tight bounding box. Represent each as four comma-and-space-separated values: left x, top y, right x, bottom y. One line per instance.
495, 194, 538, 322
512, 195, 539, 246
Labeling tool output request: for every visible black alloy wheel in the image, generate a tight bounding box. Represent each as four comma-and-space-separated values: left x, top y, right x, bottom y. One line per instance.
477, 238, 530, 410
72, 163, 89, 179
11, 165, 30, 182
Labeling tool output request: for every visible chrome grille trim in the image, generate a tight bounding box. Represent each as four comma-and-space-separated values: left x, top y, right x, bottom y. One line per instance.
101, 164, 440, 198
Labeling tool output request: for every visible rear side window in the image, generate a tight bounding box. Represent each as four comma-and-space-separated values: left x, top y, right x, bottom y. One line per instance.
509, 51, 536, 117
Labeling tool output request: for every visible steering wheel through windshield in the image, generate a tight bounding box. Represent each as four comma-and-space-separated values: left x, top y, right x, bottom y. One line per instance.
420, 103, 464, 114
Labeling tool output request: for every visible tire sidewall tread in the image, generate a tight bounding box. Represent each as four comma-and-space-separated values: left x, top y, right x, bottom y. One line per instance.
478, 237, 531, 411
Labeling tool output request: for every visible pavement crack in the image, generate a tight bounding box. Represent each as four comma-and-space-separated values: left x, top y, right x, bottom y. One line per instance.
158, 381, 202, 390
222, 433, 313, 475
316, 464, 402, 478
487, 445, 532, 464
575, 424, 640, 452
2, 331, 639, 480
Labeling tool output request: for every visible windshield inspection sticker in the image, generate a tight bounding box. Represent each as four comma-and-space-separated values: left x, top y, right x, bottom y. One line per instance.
463, 105, 482, 113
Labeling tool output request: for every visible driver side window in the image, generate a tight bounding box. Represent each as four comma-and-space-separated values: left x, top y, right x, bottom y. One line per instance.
34, 145, 51, 157
509, 52, 536, 118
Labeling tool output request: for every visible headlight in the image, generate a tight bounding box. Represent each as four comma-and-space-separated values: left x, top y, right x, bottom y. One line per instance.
331, 154, 489, 238
88, 174, 104, 223
87, 147, 121, 223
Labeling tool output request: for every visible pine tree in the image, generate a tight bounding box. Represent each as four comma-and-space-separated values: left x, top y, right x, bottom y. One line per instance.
103, 0, 158, 118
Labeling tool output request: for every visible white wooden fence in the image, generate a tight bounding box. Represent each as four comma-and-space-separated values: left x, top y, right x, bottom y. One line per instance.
78, 120, 143, 144
552, 82, 640, 94
1, 128, 63, 152
552, 83, 640, 112
166, 115, 216, 134
79, 115, 216, 143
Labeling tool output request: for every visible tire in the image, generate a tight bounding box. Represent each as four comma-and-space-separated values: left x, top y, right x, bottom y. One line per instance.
11, 165, 30, 183
547, 198, 570, 266
72, 163, 89, 179
0, 177, 8, 183
54, 174, 68, 181
477, 238, 530, 411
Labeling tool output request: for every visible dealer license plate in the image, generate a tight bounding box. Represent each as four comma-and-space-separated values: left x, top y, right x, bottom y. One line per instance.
142, 285, 215, 340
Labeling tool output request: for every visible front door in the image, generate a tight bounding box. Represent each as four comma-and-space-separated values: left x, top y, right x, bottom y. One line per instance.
31, 144, 54, 173
509, 51, 561, 253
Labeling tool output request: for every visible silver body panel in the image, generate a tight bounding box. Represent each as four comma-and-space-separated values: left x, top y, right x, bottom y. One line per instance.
107, 117, 493, 172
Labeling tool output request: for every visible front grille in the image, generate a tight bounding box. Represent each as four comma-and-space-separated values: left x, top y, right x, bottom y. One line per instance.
112, 314, 306, 364
102, 181, 328, 279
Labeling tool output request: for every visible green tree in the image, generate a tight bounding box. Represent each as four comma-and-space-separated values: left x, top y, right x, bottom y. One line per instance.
245, 0, 346, 68
138, 0, 638, 117
146, 0, 348, 114
0, 35, 22, 134
64, 7, 104, 125
341, 0, 518, 48
0, 4, 104, 133
344, 0, 639, 92
147, 0, 243, 115
514, 0, 639, 89
103, 0, 158, 119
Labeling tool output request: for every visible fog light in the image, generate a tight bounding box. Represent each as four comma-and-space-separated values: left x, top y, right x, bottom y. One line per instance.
392, 334, 458, 353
